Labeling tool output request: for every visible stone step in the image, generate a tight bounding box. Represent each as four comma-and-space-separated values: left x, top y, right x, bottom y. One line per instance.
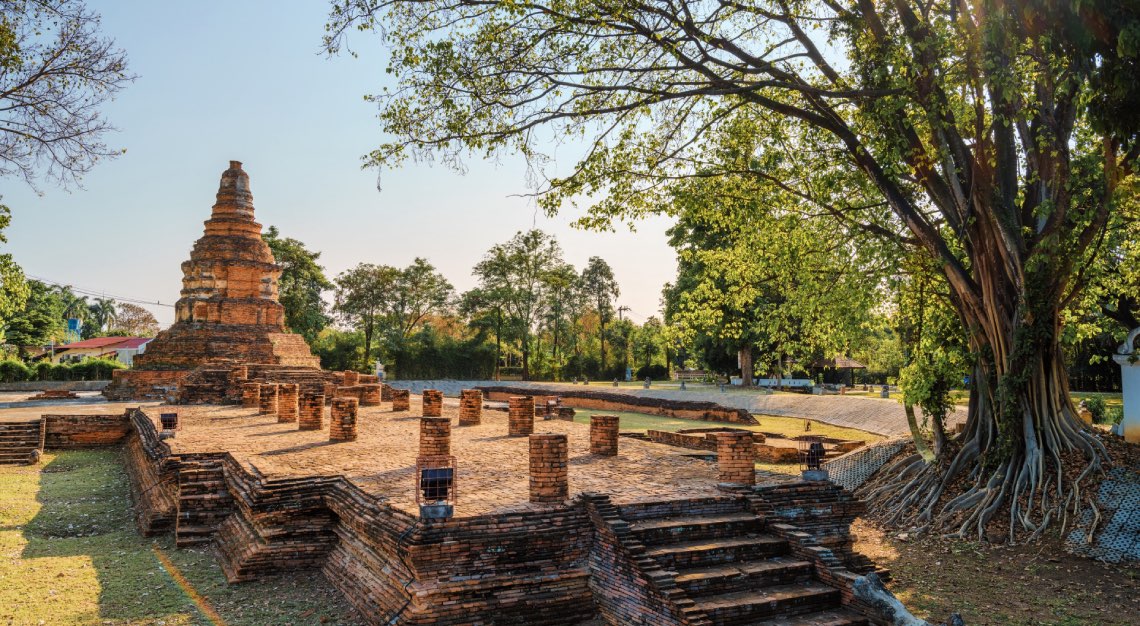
617, 496, 747, 521
0, 451, 37, 464
631, 512, 765, 545
742, 608, 869, 626
695, 583, 841, 625
674, 557, 813, 596
645, 535, 787, 569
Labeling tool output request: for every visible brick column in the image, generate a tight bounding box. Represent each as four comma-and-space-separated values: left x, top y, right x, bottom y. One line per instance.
277, 383, 299, 423
419, 417, 451, 458
298, 393, 324, 430
508, 396, 535, 436
380, 383, 393, 402
422, 389, 443, 417
323, 382, 337, 403
590, 414, 620, 456
529, 434, 569, 503
330, 397, 359, 442
392, 389, 411, 411
343, 370, 360, 386
360, 384, 382, 406
229, 365, 248, 388
258, 383, 279, 416
716, 431, 755, 486
459, 389, 482, 426
241, 383, 261, 409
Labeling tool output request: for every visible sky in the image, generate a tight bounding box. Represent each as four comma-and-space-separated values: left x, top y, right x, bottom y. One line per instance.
0, 0, 676, 329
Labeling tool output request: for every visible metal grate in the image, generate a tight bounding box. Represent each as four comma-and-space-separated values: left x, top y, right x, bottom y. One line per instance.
822, 438, 908, 492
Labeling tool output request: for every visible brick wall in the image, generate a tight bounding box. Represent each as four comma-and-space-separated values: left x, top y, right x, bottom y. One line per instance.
479, 386, 756, 424
42, 413, 130, 448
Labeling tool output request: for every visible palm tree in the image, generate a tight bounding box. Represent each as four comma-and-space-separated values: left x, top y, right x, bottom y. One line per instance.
88, 298, 118, 334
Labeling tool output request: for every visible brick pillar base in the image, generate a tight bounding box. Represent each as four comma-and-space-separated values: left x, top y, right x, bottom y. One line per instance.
241, 383, 261, 409
508, 396, 535, 436
330, 397, 359, 441
422, 389, 443, 417
229, 366, 248, 395
380, 383, 393, 402
529, 434, 569, 503
458, 389, 482, 426
277, 383, 299, 423
360, 384, 382, 406
419, 417, 452, 458
590, 414, 620, 456
717, 431, 755, 486
323, 382, 337, 403
392, 389, 410, 411
343, 370, 360, 386
258, 383, 279, 416
299, 393, 325, 430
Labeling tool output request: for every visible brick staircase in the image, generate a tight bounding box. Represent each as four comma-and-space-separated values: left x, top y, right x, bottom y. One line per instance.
176, 458, 233, 547
0, 419, 45, 465
619, 498, 867, 626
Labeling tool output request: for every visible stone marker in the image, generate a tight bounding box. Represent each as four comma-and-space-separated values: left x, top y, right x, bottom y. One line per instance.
508, 396, 535, 437
529, 433, 568, 503
590, 414, 619, 456
717, 431, 755, 486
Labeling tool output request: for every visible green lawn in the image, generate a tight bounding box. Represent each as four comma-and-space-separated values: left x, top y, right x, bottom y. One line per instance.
0, 449, 360, 626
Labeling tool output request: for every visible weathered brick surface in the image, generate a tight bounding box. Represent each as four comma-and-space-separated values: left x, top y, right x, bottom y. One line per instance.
359, 384, 381, 407
509, 396, 535, 437
343, 371, 360, 386
590, 414, 620, 456
717, 431, 756, 485
380, 383, 393, 402
103, 161, 321, 401
530, 433, 569, 503
391, 389, 410, 411
418, 417, 451, 458
241, 382, 261, 409
298, 393, 325, 431
41, 413, 130, 448
459, 388, 482, 426
277, 383, 299, 423
421, 389, 443, 417
480, 386, 756, 424
258, 383, 279, 415
330, 397, 358, 441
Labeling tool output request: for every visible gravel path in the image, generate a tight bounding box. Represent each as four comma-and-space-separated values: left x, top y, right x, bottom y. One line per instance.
386, 380, 967, 437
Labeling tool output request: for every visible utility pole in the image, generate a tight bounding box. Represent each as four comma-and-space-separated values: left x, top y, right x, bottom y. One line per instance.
617, 305, 630, 321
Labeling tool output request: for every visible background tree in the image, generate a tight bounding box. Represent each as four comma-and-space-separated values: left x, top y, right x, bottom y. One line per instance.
542, 262, 580, 379
388, 258, 453, 340
263, 226, 333, 343
473, 230, 562, 380
0, 204, 28, 344
631, 316, 665, 373
85, 297, 116, 335
333, 263, 398, 369
110, 302, 158, 337
0, 0, 133, 188
3, 279, 65, 354
579, 256, 619, 376
459, 286, 509, 380
328, 0, 1140, 539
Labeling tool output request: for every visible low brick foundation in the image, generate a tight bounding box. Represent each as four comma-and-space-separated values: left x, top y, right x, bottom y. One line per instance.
42, 413, 131, 448
360, 384, 381, 406
392, 389, 410, 411
479, 386, 756, 424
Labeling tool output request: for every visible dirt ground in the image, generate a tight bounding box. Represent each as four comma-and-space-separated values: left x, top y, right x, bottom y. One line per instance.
853, 518, 1140, 625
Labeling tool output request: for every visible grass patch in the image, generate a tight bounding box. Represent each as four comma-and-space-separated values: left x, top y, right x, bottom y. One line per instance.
0, 449, 361, 626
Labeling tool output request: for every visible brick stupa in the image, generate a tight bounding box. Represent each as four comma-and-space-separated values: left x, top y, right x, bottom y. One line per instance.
105, 161, 321, 400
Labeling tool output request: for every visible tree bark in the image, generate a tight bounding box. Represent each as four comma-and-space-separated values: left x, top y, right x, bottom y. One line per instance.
739, 345, 754, 387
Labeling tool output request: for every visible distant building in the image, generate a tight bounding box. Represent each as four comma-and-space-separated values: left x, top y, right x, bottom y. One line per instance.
47, 337, 153, 365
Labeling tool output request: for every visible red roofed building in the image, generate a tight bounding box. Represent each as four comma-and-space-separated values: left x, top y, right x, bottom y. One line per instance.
49, 336, 154, 365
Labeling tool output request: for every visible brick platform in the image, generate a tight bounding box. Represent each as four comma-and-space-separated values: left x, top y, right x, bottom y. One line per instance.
459, 389, 482, 426
422, 389, 443, 417
530, 433, 569, 503
330, 397, 358, 442
509, 396, 535, 436
277, 383, 299, 423
299, 393, 325, 431
590, 414, 619, 456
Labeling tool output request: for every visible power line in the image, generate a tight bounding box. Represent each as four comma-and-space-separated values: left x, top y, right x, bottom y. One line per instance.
26, 275, 175, 308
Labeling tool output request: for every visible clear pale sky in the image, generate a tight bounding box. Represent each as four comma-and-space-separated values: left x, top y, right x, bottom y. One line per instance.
0, 0, 676, 328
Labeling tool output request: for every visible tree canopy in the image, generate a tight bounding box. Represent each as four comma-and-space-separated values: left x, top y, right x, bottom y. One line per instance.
264, 226, 334, 342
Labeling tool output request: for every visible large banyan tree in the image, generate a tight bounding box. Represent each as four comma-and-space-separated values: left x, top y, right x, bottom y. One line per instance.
326, 1, 1140, 539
